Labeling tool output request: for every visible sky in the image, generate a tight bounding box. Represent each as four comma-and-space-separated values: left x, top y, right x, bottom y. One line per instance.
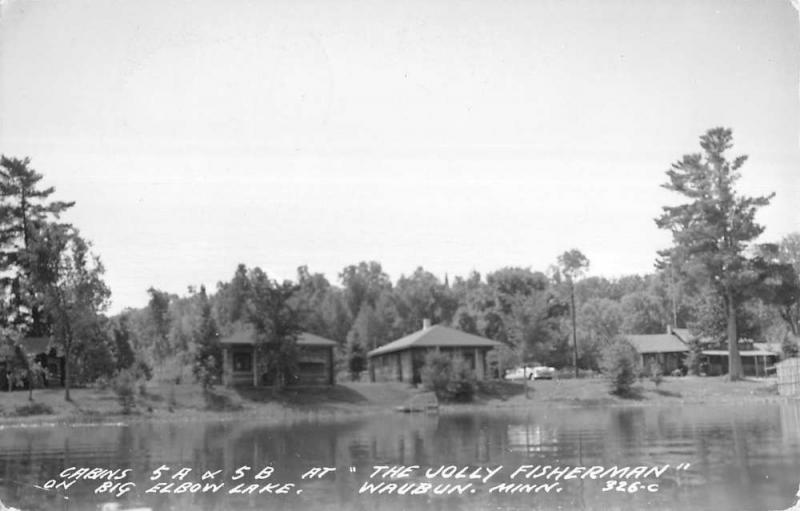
1, 0, 799, 313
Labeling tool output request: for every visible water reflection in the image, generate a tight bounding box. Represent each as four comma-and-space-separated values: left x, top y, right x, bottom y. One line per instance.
0, 402, 799, 511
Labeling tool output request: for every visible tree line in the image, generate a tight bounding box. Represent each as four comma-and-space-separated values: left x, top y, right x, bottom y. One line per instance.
1, 127, 798, 397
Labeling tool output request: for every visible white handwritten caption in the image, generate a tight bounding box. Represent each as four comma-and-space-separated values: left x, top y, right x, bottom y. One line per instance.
32, 463, 692, 499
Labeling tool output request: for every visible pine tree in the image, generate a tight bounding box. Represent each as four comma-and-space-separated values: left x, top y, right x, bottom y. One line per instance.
655, 128, 774, 380
0, 156, 74, 333
558, 249, 590, 377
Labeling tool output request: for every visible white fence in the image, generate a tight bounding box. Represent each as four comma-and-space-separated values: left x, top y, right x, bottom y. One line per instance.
776, 358, 800, 397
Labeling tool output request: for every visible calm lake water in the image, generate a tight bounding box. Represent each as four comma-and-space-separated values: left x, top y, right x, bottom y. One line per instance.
2, 402, 800, 511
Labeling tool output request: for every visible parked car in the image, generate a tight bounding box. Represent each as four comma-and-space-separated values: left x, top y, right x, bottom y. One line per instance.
505, 365, 556, 380
531, 366, 556, 380
504, 366, 535, 380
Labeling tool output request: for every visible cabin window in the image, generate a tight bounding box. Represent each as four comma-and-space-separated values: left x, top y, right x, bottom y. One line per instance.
233, 352, 252, 372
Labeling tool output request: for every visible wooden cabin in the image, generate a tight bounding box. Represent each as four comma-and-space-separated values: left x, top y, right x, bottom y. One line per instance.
220, 326, 336, 387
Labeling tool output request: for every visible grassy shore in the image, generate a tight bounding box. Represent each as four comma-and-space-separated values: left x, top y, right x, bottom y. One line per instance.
0, 375, 784, 425
472, 375, 781, 408
0, 381, 421, 425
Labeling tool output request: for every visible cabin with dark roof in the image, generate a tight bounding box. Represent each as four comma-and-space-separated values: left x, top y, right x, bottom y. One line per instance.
220, 326, 337, 387
0, 337, 64, 391
624, 328, 690, 374
625, 328, 780, 377
367, 320, 501, 384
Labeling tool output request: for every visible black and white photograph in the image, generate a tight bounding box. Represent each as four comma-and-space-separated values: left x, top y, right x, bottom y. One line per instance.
0, 1, 799, 510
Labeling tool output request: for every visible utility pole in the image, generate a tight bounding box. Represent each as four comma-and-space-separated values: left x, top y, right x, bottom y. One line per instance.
570, 278, 578, 378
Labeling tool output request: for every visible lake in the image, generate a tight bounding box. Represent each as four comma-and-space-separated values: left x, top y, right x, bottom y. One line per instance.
2, 402, 800, 511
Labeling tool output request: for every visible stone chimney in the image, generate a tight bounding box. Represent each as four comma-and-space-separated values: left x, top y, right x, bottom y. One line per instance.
666, 325, 673, 335
422, 318, 431, 330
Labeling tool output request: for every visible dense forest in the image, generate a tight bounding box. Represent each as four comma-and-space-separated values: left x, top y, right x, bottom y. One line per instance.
1, 128, 799, 396
110, 236, 800, 385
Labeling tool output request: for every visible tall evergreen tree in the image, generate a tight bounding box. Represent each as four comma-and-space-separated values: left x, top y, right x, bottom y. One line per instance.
656, 127, 774, 380
558, 249, 590, 377
0, 156, 74, 333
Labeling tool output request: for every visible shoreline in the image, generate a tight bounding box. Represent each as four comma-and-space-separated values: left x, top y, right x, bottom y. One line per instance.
0, 376, 790, 428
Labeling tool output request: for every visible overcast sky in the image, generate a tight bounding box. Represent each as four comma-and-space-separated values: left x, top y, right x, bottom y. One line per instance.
1, 0, 798, 312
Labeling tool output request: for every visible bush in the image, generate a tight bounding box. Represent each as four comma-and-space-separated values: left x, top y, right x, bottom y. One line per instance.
112, 369, 138, 414
94, 375, 111, 391
421, 351, 477, 402
194, 355, 218, 392
14, 402, 54, 416
647, 361, 663, 387
202, 388, 244, 411
600, 338, 640, 396
684, 340, 703, 375
347, 342, 367, 381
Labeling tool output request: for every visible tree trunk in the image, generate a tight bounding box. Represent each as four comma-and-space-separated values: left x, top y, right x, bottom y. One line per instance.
64, 339, 72, 401
781, 307, 798, 336
726, 288, 742, 381
272, 368, 281, 397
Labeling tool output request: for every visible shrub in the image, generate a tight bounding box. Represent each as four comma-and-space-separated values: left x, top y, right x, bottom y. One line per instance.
647, 360, 663, 387
600, 337, 640, 396
202, 388, 244, 411
193, 337, 222, 389
14, 402, 54, 416
421, 351, 477, 402
112, 369, 138, 414
347, 342, 367, 381
94, 375, 111, 391
684, 340, 703, 375
447, 357, 477, 402
194, 355, 218, 392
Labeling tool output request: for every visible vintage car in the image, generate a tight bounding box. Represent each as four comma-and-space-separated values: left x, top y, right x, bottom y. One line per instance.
531, 366, 556, 380
505, 365, 556, 380
504, 366, 536, 380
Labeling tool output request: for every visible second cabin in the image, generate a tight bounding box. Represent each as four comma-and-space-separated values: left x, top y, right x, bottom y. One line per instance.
367, 320, 501, 384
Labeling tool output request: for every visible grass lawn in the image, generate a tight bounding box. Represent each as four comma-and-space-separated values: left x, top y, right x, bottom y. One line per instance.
0, 381, 422, 424
0, 375, 783, 425
474, 375, 781, 407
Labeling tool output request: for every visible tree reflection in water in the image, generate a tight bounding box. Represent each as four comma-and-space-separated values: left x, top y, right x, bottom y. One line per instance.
0, 402, 799, 510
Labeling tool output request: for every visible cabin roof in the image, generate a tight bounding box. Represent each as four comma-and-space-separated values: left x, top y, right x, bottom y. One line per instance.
219, 326, 337, 347
625, 333, 689, 354
702, 349, 777, 357
367, 325, 501, 357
